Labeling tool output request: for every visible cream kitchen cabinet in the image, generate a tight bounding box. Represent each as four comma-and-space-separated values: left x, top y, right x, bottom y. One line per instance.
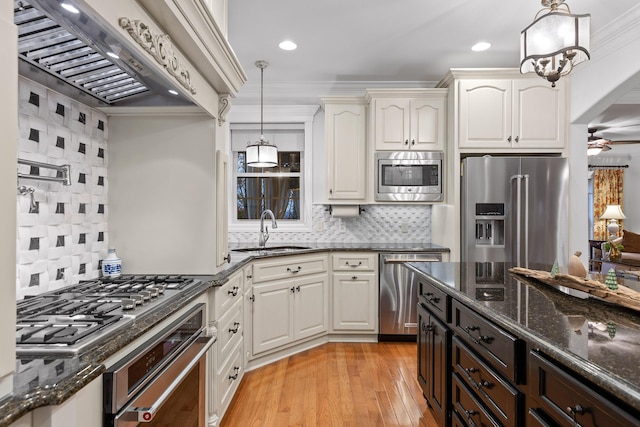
209, 269, 244, 424
323, 99, 367, 201
330, 253, 378, 332
250, 254, 329, 355
458, 79, 566, 150
368, 90, 447, 151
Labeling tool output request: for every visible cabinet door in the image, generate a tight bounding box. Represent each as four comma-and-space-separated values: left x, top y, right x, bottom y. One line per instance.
458, 80, 512, 148
294, 274, 329, 340
332, 272, 377, 331
374, 98, 411, 150
325, 103, 366, 200
252, 280, 294, 354
513, 80, 566, 149
411, 97, 445, 150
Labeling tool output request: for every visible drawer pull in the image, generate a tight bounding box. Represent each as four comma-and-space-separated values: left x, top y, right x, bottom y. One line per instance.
422, 323, 434, 333
346, 261, 362, 267
246, 274, 252, 279
477, 380, 491, 389
479, 335, 494, 343
249, 295, 255, 302
228, 322, 240, 334
296, 285, 301, 292
227, 286, 239, 296
352, 276, 358, 280
566, 404, 584, 416
229, 366, 240, 381
287, 266, 302, 274
290, 287, 296, 293
465, 325, 479, 332
464, 409, 478, 417
465, 367, 478, 374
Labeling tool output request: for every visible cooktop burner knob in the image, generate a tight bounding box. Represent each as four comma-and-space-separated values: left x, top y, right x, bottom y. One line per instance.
139, 291, 151, 301
129, 294, 143, 305
146, 287, 159, 298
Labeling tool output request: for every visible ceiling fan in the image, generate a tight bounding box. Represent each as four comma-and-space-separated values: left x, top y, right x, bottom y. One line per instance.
587, 127, 640, 155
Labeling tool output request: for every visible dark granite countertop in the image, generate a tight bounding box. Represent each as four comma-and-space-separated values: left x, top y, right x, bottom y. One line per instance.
0, 242, 448, 425
405, 261, 640, 413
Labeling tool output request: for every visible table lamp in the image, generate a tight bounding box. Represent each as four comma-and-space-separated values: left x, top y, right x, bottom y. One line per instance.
600, 204, 626, 239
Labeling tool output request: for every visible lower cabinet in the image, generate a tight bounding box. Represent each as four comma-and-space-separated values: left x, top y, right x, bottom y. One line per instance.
528, 350, 639, 427
331, 252, 378, 332
252, 273, 329, 355
417, 302, 450, 427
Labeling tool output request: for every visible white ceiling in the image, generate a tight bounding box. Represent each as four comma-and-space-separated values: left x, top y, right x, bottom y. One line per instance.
228, 0, 640, 153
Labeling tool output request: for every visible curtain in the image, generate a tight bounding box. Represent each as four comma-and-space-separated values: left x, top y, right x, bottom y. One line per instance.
593, 169, 624, 240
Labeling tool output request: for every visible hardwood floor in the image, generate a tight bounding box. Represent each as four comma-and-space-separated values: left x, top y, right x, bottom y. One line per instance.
221, 342, 438, 427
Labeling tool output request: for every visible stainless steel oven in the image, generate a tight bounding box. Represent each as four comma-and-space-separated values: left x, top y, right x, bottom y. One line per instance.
103, 303, 215, 427
375, 151, 444, 201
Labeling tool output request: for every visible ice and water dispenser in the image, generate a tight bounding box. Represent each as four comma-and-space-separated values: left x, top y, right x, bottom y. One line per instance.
474, 203, 505, 247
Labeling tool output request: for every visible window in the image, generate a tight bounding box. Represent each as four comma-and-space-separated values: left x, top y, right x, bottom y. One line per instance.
230, 124, 309, 231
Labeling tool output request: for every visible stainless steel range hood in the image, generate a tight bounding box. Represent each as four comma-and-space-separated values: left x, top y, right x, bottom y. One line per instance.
14, 0, 194, 107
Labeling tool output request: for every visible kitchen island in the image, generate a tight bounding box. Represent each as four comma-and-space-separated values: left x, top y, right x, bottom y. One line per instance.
406, 261, 640, 426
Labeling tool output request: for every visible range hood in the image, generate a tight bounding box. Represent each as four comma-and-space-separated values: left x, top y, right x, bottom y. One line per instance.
14, 0, 194, 107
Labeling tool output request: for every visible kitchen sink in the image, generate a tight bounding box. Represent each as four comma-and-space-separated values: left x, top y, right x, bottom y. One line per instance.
232, 246, 312, 253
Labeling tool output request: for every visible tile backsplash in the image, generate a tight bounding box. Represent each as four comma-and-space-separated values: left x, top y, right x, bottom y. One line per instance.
16, 77, 108, 299
228, 204, 432, 245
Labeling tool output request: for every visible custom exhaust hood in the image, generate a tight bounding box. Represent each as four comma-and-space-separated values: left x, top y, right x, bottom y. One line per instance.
14, 0, 194, 108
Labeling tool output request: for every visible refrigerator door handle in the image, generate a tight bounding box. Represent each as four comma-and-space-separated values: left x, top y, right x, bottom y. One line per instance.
511, 174, 523, 265
523, 174, 529, 268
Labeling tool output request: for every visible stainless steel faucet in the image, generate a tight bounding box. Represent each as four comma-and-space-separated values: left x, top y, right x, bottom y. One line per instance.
259, 209, 278, 247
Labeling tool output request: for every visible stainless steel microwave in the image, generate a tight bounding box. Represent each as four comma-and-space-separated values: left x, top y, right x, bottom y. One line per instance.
375, 151, 443, 202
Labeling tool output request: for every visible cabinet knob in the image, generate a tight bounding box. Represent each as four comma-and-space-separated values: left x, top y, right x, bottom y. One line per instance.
465, 367, 478, 374
296, 285, 301, 292
249, 294, 255, 302
515, 136, 519, 143
566, 404, 584, 416
404, 139, 409, 145
223, 254, 231, 264
229, 322, 240, 334
352, 276, 358, 280
229, 366, 240, 381
329, 189, 333, 195
227, 286, 239, 296
411, 139, 415, 145
290, 286, 296, 293
507, 136, 512, 143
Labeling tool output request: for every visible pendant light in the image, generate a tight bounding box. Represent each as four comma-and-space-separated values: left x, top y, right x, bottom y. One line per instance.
246, 60, 278, 168
520, 0, 590, 87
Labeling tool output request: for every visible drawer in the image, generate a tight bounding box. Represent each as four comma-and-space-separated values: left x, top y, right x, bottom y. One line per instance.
419, 279, 450, 323
527, 408, 554, 427
452, 299, 522, 383
331, 252, 377, 271
216, 339, 243, 413
528, 350, 639, 427
214, 271, 243, 316
216, 298, 243, 368
452, 372, 501, 427
252, 254, 328, 284
452, 336, 521, 426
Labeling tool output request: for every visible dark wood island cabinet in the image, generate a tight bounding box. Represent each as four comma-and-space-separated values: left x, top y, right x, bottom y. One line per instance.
408, 262, 640, 427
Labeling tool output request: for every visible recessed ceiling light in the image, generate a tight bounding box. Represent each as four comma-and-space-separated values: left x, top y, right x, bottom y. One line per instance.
471, 42, 491, 52
106, 52, 119, 59
168, 89, 179, 95
279, 40, 297, 51
61, 3, 80, 13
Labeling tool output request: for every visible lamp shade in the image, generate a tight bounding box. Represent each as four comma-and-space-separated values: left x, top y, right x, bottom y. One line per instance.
520, 7, 590, 86
600, 205, 626, 220
246, 138, 278, 168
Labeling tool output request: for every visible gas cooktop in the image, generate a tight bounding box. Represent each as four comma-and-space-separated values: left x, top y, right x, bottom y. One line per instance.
16, 275, 205, 358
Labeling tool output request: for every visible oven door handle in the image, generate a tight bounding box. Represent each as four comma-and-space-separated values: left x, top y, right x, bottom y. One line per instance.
125, 334, 215, 423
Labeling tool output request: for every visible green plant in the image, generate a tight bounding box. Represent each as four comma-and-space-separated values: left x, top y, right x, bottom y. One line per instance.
604, 241, 624, 252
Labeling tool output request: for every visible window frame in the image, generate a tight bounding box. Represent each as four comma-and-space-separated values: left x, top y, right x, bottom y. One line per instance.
227, 105, 318, 233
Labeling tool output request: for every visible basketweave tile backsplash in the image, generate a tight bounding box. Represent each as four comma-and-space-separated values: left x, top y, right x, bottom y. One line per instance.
228, 204, 431, 245
16, 77, 108, 299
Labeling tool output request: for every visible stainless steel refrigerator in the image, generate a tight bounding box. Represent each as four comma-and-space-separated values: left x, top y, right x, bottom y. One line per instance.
461, 156, 568, 266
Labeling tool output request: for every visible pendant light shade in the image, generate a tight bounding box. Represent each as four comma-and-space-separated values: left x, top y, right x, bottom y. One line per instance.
520, 0, 590, 87
246, 60, 278, 168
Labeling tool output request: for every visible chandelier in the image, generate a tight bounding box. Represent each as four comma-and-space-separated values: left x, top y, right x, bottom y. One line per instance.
520, 0, 591, 87
246, 60, 278, 168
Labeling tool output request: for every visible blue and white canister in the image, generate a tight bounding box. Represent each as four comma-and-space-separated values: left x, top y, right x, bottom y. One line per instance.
102, 248, 122, 277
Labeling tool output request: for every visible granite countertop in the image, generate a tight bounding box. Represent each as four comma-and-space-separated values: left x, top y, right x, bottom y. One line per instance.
405, 261, 640, 413
0, 242, 448, 425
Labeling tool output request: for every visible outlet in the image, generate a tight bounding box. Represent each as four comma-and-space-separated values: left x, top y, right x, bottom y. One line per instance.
401, 221, 409, 233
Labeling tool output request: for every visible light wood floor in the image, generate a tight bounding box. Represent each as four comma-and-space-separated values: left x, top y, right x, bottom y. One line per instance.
221, 342, 438, 427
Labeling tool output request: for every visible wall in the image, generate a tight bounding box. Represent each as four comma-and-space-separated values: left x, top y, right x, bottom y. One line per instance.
228, 204, 431, 245
16, 77, 109, 299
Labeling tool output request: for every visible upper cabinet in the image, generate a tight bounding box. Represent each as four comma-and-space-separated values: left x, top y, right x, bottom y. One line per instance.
458, 78, 566, 150
368, 90, 447, 151
323, 98, 367, 201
